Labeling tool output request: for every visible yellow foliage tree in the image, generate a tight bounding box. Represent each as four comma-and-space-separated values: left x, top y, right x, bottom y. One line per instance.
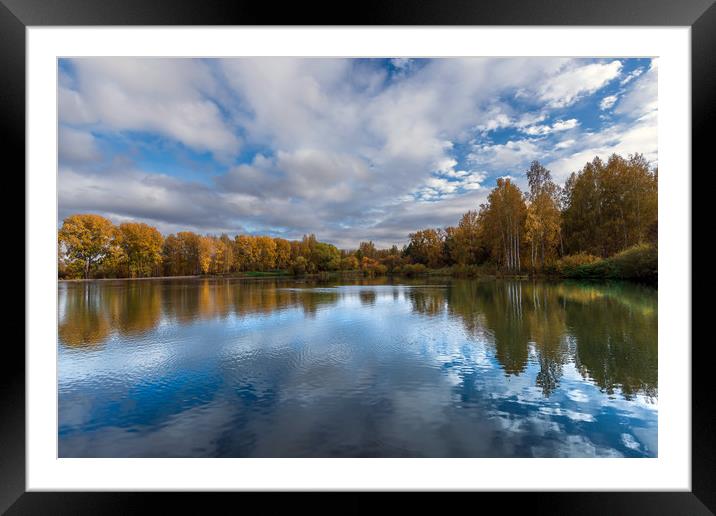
255, 235, 277, 271
58, 214, 117, 279
117, 222, 164, 277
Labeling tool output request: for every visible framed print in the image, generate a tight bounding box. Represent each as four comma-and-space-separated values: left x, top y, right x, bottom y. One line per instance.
6, 0, 714, 513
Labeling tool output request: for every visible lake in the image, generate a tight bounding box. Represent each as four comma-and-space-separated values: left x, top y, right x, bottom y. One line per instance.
58, 277, 657, 458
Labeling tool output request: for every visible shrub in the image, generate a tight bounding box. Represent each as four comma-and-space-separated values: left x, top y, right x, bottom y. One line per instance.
555, 253, 600, 273
291, 256, 308, 276
559, 244, 657, 283
401, 263, 427, 276
360, 257, 388, 277
600, 243, 657, 281
450, 264, 485, 278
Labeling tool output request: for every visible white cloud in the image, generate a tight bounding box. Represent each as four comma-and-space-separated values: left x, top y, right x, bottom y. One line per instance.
474, 110, 514, 133
545, 59, 658, 182
460, 171, 486, 190
551, 119, 580, 131
213, 57, 571, 239
58, 87, 97, 125
614, 60, 658, 119
59, 127, 100, 163
554, 139, 576, 150
414, 170, 486, 201
60, 58, 240, 157
620, 67, 644, 86
522, 118, 579, 136
546, 111, 658, 182
599, 95, 619, 110
621, 433, 641, 451
537, 60, 622, 108
390, 58, 414, 70
468, 139, 543, 169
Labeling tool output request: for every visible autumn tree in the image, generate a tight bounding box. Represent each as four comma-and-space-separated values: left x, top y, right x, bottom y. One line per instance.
291, 255, 308, 275
379, 245, 404, 272
274, 238, 292, 270
562, 153, 657, 257
198, 236, 215, 274
162, 232, 201, 276
340, 255, 359, 270
524, 161, 562, 271
479, 178, 527, 272
355, 241, 377, 261
404, 228, 445, 268
255, 235, 278, 271
212, 234, 234, 274
58, 214, 118, 279
161, 234, 182, 276
446, 210, 484, 265
311, 241, 341, 271
360, 256, 387, 277
234, 235, 259, 272
117, 222, 164, 277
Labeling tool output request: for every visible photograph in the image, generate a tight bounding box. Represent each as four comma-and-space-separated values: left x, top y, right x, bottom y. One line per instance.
56, 56, 658, 459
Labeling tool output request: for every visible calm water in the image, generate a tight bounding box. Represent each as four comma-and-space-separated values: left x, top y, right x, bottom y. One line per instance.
58, 277, 657, 458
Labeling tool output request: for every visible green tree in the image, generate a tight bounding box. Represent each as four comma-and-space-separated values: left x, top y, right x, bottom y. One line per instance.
311, 242, 341, 271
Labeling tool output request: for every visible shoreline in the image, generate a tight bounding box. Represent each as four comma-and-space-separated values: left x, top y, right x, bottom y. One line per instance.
58, 271, 656, 286
59, 275, 203, 282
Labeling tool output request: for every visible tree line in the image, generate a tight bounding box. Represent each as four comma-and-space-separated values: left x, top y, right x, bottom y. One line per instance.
58, 152, 657, 280
402, 153, 657, 274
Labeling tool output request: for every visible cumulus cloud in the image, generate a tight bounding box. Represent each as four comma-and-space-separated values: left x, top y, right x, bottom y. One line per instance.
536, 60, 622, 108
220, 149, 375, 206
414, 170, 486, 201
59, 127, 100, 163
60, 58, 240, 157
599, 95, 619, 110
521, 118, 579, 136
468, 139, 543, 169
554, 139, 576, 150
59, 167, 242, 232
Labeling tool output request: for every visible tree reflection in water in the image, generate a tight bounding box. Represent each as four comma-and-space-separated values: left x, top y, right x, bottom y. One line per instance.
59, 277, 657, 400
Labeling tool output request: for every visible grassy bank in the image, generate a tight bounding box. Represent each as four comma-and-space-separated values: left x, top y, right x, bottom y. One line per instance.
389, 244, 658, 285
554, 244, 657, 284
238, 270, 292, 278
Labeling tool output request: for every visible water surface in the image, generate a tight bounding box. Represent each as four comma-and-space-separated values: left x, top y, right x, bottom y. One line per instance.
58, 277, 657, 457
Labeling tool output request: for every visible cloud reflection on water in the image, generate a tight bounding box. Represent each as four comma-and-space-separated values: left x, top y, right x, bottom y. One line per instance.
58, 277, 657, 457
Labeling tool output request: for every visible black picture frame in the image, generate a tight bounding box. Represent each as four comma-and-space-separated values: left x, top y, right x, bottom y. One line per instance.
5, 0, 713, 513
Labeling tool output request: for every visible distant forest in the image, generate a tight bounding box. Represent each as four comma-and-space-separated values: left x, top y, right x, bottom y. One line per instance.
58, 152, 658, 282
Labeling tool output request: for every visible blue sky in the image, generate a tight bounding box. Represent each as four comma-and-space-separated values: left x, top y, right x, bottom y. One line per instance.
58, 57, 657, 248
